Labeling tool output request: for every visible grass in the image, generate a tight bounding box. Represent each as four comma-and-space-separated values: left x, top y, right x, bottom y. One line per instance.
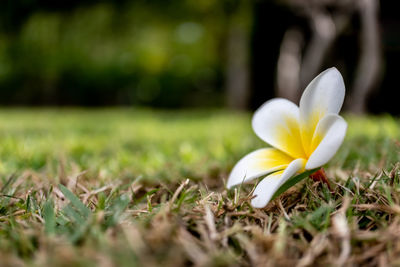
1, 108, 400, 266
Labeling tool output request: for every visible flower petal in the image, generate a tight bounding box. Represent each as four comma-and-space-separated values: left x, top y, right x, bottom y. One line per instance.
305, 114, 347, 170
300, 67, 345, 120
251, 158, 306, 208
227, 148, 294, 189
252, 98, 306, 159
299, 68, 345, 156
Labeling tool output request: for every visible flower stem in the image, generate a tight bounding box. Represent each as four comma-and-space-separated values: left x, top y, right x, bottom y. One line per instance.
310, 168, 333, 192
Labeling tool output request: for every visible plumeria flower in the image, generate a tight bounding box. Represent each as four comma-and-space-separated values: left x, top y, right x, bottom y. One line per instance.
227, 67, 347, 208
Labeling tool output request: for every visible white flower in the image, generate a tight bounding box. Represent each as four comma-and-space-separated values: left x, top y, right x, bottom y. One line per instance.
227, 67, 347, 208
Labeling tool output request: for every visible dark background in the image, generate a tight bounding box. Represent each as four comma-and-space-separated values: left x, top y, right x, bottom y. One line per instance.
0, 0, 398, 113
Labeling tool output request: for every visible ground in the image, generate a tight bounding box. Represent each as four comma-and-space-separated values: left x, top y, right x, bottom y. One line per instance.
0, 109, 400, 266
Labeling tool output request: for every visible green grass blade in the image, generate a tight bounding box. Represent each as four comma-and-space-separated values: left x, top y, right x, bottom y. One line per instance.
62, 204, 86, 225
105, 194, 130, 228
1, 174, 16, 193
43, 200, 56, 235
59, 184, 91, 218
271, 169, 317, 201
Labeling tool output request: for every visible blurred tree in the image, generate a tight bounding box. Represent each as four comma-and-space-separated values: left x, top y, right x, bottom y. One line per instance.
0, 0, 397, 114
0, 0, 230, 107
368, 0, 400, 114
275, 0, 381, 114
348, 0, 381, 113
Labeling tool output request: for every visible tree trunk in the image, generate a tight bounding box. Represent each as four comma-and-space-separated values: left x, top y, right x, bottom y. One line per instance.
276, 28, 304, 102
300, 12, 337, 93
347, 0, 381, 114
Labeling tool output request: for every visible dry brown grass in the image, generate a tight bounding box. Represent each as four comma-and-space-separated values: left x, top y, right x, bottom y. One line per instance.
1, 110, 400, 266
1, 165, 400, 267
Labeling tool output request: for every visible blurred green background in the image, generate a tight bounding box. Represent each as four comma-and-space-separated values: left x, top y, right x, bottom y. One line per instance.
0, 109, 398, 180
0, 0, 399, 112
0, 1, 232, 107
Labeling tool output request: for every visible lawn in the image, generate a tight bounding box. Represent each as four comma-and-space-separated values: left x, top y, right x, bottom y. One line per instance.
1, 109, 400, 266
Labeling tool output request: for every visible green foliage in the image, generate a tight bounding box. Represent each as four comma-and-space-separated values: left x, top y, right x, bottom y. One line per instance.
0, 2, 230, 106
